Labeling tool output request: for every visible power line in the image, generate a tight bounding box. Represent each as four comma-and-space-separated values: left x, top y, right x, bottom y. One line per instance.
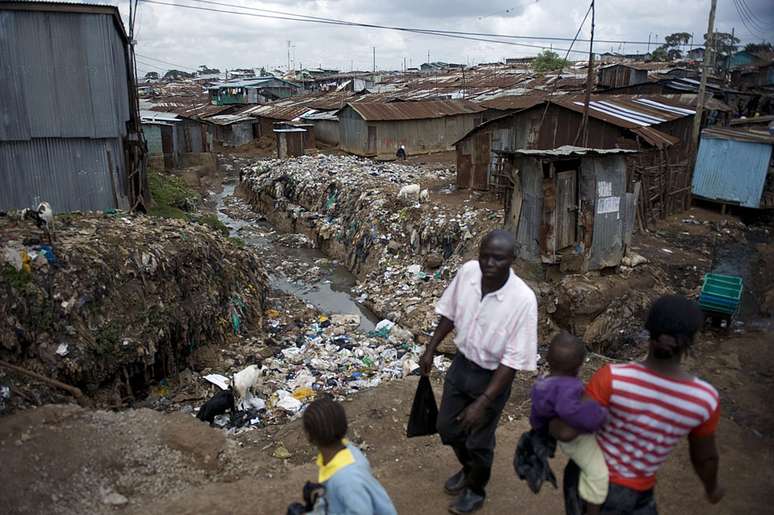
732, 0, 767, 40
166, 0, 690, 47
135, 53, 198, 72
737, 0, 774, 32
139, 0, 669, 54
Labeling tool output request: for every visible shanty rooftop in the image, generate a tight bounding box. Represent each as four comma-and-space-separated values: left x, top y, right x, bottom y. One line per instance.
346, 99, 485, 121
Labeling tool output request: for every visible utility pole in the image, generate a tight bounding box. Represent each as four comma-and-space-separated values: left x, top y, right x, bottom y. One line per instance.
578, 0, 595, 147
647, 32, 651, 53
427, 50, 430, 65
692, 0, 717, 152
287, 41, 291, 72
372, 46, 376, 73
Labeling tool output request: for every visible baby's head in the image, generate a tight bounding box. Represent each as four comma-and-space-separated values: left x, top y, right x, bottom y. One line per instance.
547, 331, 586, 377
303, 397, 348, 448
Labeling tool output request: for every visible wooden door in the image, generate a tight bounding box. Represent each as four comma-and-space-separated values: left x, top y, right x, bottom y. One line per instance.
367, 126, 377, 155
556, 170, 578, 250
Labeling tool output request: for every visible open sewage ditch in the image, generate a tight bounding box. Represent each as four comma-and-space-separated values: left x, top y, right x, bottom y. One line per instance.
2, 154, 772, 431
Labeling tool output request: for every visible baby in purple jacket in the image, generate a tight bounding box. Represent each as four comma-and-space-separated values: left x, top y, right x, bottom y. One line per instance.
530, 331, 609, 513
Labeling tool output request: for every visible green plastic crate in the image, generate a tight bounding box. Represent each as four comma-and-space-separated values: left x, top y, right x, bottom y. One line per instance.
699, 273, 743, 315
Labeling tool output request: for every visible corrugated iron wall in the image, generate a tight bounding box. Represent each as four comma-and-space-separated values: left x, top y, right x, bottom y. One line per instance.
586, 155, 628, 269
312, 120, 339, 145
0, 9, 132, 212
691, 137, 772, 208
0, 138, 127, 212
511, 157, 544, 262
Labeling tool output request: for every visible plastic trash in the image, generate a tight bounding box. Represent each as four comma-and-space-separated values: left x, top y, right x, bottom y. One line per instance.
276, 391, 303, 413
203, 374, 230, 391
407, 376, 438, 437
56, 343, 69, 357
292, 387, 315, 402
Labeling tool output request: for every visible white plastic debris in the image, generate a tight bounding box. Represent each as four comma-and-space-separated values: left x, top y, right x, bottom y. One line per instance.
276, 391, 303, 413
406, 264, 422, 275
238, 394, 267, 412
203, 374, 230, 391
55, 343, 69, 357
375, 319, 395, 332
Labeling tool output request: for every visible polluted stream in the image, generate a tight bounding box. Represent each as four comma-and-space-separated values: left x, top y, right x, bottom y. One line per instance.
215, 181, 379, 332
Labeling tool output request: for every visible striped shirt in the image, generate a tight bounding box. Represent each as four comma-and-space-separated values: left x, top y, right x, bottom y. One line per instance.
586, 363, 720, 491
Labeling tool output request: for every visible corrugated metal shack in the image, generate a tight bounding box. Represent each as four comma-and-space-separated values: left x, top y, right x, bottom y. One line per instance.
455, 95, 698, 225
207, 77, 301, 105
0, 1, 146, 213
597, 64, 649, 89
274, 127, 306, 159
300, 110, 340, 146
692, 128, 774, 209
204, 114, 258, 148
338, 100, 486, 157
500, 146, 638, 271
140, 110, 211, 169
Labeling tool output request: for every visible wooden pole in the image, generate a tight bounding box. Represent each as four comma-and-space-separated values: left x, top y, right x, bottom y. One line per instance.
0, 360, 90, 406
691, 0, 717, 152
578, 0, 595, 147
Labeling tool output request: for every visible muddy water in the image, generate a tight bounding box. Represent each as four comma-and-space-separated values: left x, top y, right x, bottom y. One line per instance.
711, 227, 773, 331
215, 182, 379, 332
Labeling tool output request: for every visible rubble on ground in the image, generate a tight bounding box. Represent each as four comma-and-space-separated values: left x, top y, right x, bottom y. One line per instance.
238, 154, 503, 337
0, 212, 266, 409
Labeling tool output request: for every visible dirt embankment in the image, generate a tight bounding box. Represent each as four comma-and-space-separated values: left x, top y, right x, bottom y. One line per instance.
0, 213, 266, 407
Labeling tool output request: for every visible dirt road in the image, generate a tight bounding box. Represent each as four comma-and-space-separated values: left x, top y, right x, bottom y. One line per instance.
2, 328, 772, 515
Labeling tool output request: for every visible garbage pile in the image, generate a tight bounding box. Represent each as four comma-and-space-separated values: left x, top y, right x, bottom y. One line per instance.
182, 312, 450, 433
0, 212, 267, 404
238, 154, 503, 334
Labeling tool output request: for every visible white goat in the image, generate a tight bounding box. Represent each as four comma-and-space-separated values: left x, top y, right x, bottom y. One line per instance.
398, 184, 421, 201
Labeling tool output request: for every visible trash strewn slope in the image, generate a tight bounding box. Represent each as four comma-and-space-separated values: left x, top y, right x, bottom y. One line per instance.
0, 213, 266, 405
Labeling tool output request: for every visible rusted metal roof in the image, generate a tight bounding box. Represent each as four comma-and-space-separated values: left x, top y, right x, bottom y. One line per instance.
701, 128, 774, 145
346, 100, 485, 121
480, 95, 546, 111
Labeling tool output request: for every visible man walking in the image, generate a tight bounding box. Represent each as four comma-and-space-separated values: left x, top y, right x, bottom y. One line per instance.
420, 229, 538, 514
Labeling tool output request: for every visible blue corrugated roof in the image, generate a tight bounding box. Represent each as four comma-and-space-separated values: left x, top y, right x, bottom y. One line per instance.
692, 131, 773, 208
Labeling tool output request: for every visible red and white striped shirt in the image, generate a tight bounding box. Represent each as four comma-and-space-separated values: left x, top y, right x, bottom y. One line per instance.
586, 363, 720, 491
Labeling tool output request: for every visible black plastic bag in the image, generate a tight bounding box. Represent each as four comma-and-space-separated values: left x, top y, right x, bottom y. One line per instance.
513, 429, 557, 494
406, 376, 438, 437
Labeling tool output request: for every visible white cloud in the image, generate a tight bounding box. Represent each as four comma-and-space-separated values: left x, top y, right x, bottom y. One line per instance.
98, 0, 774, 75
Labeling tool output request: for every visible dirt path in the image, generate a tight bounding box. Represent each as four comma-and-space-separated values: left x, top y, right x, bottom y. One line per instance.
3, 329, 773, 515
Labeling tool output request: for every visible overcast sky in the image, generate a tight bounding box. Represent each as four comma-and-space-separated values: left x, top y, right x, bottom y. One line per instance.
102, 0, 774, 76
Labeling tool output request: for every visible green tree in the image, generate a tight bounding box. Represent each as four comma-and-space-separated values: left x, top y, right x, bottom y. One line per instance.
707, 32, 740, 56
163, 69, 195, 81
650, 47, 668, 62
664, 32, 692, 49
532, 50, 565, 72
144, 71, 159, 81
198, 65, 220, 75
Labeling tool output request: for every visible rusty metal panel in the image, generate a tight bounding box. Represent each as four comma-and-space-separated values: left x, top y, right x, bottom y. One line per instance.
348, 100, 485, 121
556, 170, 578, 250
456, 144, 472, 189
587, 155, 628, 269
473, 131, 491, 190
511, 156, 543, 262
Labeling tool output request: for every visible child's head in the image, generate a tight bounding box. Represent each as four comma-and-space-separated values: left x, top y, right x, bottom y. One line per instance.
547, 330, 586, 376
303, 397, 348, 447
